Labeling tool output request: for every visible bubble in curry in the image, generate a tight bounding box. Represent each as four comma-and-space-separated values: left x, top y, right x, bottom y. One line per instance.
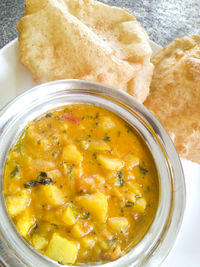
4, 104, 159, 265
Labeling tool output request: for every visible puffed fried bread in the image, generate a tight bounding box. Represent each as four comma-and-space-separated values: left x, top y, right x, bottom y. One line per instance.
144, 35, 200, 163
17, 0, 153, 103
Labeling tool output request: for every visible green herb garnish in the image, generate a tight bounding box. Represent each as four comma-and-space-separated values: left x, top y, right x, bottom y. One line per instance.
68, 166, 73, 176
11, 165, 19, 177
117, 171, 124, 186
24, 181, 37, 188
103, 135, 110, 142
139, 165, 148, 175
45, 113, 52, 118
37, 178, 53, 185
146, 186, 151, 192
32, 222, 38, 230
125, 201, 134, 207
24, 173, 53, 188
82, 212, 90, 219
125, 125, 133, 133
38, 171, 47, 178
51, 223, 59, 229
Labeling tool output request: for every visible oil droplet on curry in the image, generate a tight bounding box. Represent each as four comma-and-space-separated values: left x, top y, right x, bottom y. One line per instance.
4, 104, 159, 265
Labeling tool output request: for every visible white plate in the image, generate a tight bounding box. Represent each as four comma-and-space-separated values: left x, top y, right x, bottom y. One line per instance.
0, 39, 200, 267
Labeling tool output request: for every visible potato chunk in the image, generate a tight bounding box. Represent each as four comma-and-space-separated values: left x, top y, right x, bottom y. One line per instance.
71, 224, 85, 239
6, 191, 31, 216
97, 155, 124, 171
76, 192, 108, 223
71, 221, 93, 239
126, 192, 136, 203
45, 233, 79, 264
61, 145, 83, 165
38, 185, 65, 207
134, 198, 146, 213
108, 217, 129, 233
62, 206, 76, 226
81, 236, 96, 249
16, 212, 35, 237
127, 183, 141, 196
90, 141, 110, 151
32, 234, 48, 250
98, 239, 109, 251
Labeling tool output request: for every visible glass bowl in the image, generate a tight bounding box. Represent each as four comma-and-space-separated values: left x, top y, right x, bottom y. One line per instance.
0, 80, 185, 267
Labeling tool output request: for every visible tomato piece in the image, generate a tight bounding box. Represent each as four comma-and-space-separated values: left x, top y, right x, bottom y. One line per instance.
62, 114, 80, 124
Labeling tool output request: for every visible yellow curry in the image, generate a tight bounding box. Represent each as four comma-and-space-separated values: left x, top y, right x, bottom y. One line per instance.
4, 104, 159, 265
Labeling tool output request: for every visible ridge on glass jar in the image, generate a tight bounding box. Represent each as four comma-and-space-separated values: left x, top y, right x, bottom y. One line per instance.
0, 80, 185, 267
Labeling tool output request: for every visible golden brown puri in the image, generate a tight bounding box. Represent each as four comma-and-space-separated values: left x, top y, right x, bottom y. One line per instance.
144, 35, 200, 164
17, 0, 153, 103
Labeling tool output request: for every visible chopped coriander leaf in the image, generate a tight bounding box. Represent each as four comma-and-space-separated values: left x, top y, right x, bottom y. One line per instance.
125, 201, 134, 207
38, 171, 47, 178
82, 212, 90, 219
32, 222, 38, 230
24, 181, 37, 188
146, 186, 151, 192
24, 177, 52, 188
11, 165, 19, 177
125, 125, 133, 133
68, 166, 73, 176
37, 178, 53, 185
51, 223, 59, 229
54, 116, 61, 120
103, 135, 110, 142
52, 136, 58, 142
139, 165, 148, 175
52, 151, 57, 157
117, 171, 125, 186
45, 113, 52, 118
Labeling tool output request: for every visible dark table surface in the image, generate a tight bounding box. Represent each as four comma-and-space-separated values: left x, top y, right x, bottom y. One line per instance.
0, 0, 200, 49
